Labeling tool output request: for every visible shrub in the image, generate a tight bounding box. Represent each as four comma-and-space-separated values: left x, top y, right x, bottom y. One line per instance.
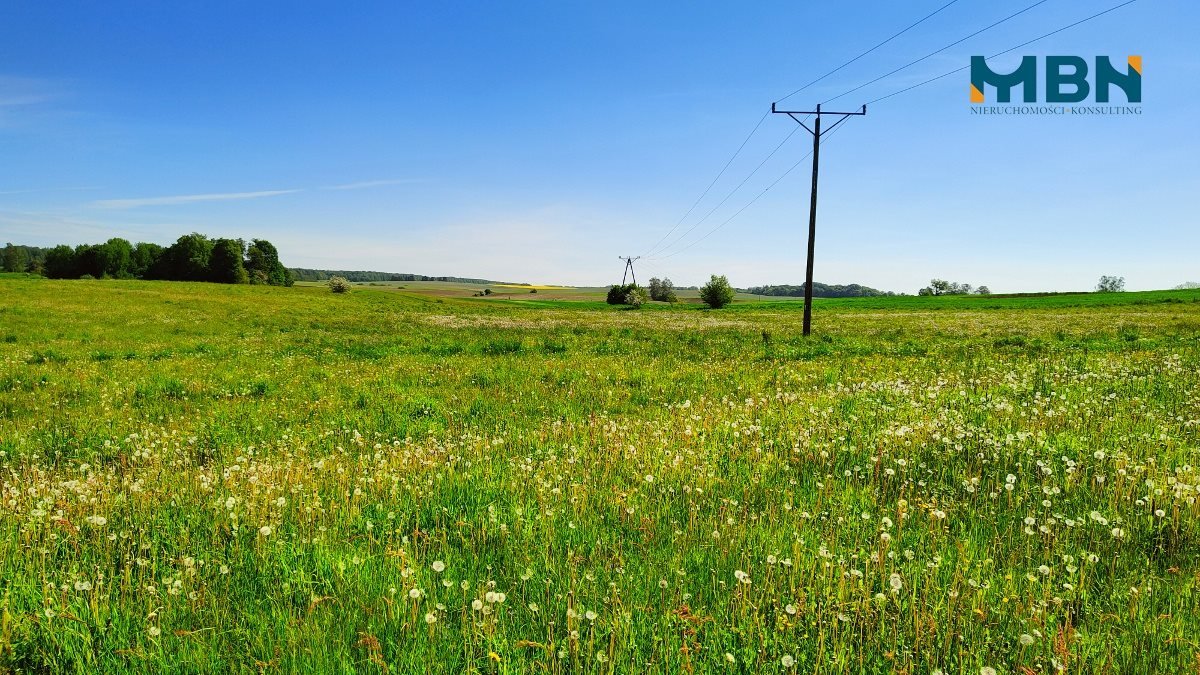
699, 275, 734, 309
328, 276, 352, 293
607, 284, 647, 307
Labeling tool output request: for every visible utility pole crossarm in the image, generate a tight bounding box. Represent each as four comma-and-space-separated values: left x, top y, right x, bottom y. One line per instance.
771, 102, 867, 137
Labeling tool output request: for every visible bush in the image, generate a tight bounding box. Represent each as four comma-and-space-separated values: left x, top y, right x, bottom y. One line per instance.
328, 276, 352, 293
607, 284, 647, 307
699, 275, 734, 309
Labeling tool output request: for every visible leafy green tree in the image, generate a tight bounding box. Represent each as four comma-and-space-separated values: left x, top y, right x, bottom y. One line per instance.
1096, 275, 1125, 292
648, 277, 677, 303
699, 274, 735, 308
99, 238, 133, 278
43, 245, 78, 278
3, 244, 30, 273
74, 244, 105, 278
130, 242, 164, 278
246, 239, 290, 286
209, 238, 249, 284
164, 233, 214, 281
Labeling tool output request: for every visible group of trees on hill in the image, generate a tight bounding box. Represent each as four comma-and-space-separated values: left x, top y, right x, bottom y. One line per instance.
743, 282, 892, 298
290, 269, 495, 284
8, 234, 292, 285
918, 279, 990, 296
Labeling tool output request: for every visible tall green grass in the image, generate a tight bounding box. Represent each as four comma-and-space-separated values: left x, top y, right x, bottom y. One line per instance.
1, 277, 1198, 673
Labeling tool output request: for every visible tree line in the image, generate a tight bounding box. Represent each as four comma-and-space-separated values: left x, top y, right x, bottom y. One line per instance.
289, 269, 496, 284
742, 282, 893, 298
3, 234, 291, 285
917, 279, 990, 296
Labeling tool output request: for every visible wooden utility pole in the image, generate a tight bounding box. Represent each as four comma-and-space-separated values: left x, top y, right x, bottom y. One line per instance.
771, 102, 866, 336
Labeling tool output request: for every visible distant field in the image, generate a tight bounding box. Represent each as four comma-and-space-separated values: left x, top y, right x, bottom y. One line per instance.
1, 276, 1198, 673
298, 278, 812, 303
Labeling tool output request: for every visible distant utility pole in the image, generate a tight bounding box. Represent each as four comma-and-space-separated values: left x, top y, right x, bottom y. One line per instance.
618, 256, 641, 285
771, 102, 866, 336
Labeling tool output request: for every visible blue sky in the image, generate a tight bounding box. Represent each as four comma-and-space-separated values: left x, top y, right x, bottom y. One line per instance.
1, 1, 1195, 292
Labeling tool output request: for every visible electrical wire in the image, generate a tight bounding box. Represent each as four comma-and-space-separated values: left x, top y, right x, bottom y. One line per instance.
866, 0, 1138, 105
646, 0, 1139, 266
652, 123, 851, 261
776, 0, 962, 103
646, 124, 802, 258
822, 0, 1051, 105
639, 111, 769, 257
640, 0, 967, 258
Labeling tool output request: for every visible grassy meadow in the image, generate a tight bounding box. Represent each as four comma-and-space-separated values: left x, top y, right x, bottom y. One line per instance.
1, 274, 1199, 673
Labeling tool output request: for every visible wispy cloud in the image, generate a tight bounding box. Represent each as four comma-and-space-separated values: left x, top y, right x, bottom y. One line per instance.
0, 186, 103, 196
91, 189, 301, 209
0, 75, 60, 128
321, 178, 421, 191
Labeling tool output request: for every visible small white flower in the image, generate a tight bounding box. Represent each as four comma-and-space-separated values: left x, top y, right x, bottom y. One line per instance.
431, 560, 446, 573
258, 525, 272, 537
1020, 633, 1035, 645
148, 626, 161, 637
424, 612, 437, 624
471, 599, 483, 611
781, 654, 795, 667
408, 588, 422, 600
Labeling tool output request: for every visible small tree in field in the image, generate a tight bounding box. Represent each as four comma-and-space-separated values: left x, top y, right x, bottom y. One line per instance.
1096, 275, 1125, 292
648, 277, 678, 303
328, 276, 352, 293
700, 275, 735, 309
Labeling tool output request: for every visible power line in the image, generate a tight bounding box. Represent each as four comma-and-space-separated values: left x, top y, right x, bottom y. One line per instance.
822, 0, 1050, 105
866, 0, 1139, 105
645, 124, 802, 258
649, 0, 1139, 265
639, 111, 769, 257
776, 0, 962, 103
648, 0, 1132, 264
641, 0, 968, 259
652, 122, 852, 261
